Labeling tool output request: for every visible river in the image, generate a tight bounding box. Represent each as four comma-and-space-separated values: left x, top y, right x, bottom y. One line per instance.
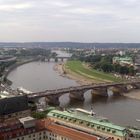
7, 51, 140, 127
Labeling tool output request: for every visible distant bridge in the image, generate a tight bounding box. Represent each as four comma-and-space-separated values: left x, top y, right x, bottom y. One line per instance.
41, 56, 71, 62
27, 81, 140, 105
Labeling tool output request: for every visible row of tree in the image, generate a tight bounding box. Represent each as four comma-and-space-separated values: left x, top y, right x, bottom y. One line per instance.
94, 63, 136, 75
0, 60, 17, 77
78, 54, 136, 75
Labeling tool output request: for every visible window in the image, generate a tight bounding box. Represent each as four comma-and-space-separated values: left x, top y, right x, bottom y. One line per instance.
112, 130, 116, 133
91, 124, 94, 127
107, 128, 110, 131
86, 123, 90, 126
8, 114, 12, 118
102, 127, 105, 130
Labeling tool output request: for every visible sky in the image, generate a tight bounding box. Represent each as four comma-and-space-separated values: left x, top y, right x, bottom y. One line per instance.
0, 0, 140, 42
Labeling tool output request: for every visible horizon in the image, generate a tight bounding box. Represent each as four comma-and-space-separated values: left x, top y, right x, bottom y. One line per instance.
1, 41, 140, 44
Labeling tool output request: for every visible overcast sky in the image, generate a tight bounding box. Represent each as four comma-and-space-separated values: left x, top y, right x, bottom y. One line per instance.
0, 0, 140, 42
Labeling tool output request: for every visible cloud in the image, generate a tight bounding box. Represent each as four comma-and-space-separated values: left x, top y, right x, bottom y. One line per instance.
45, 1, 71, 7
0, 0, 140, 42
0, 3, 32, 11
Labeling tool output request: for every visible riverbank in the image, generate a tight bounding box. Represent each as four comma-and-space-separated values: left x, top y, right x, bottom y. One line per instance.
3, 58, 40, 86
66, 61, 122, 82
54, 63, 93, 85
54, 60, 121, 85
54, 62, 140, 100
124, 90, 140, 100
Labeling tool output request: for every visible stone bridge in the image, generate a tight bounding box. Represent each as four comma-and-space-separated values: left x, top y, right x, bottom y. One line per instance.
42, 56, 70, 62
27, 81, 140, 105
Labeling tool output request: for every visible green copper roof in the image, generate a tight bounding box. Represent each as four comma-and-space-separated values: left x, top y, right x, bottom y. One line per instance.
113, 56, 133, 62
47, 109, 127, 137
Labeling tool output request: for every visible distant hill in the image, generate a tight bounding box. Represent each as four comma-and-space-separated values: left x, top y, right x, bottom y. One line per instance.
0, 42, 140, 48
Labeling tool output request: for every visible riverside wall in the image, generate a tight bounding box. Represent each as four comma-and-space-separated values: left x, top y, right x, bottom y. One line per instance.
2, 58, 40, 85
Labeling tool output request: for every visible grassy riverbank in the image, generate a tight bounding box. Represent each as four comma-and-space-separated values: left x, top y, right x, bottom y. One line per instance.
65, 61, 122, 83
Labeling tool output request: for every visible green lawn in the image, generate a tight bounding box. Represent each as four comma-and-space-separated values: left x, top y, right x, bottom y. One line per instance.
65, 61, 122, 82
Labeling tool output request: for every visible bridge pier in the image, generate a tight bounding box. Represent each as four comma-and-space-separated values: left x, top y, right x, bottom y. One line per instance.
91, 88, 108, 97
28, 98, 39, 111
45, 58, 50, 62
131, 83, 140, 89
28, 98, 40, 104
61, 58, 64, 62
45, 95, 60, 106
55, 58, 58, 62
69, 90, 85, 101
111, 85, 128, 96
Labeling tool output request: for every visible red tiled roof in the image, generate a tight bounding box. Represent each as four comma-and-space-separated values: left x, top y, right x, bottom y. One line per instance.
0, 119, 46, 140
0, 118, 112, 140
44, 119, 106, 140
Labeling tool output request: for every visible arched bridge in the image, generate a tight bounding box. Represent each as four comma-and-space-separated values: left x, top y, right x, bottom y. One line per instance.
42, 56, 70, 62
27, 81, 140, 105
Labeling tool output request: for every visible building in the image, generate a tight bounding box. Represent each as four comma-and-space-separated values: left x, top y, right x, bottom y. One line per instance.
0, 95, 30, 121
113, 56, 133, 66
44, 118, 109, 140
0, 95, 110, 140
46, 108, 140, 140
0, 96, 111, 140
135, 54, 140, 75
0, 116, 110, 140
0, 117, 47, 140
0, 93, 139, 140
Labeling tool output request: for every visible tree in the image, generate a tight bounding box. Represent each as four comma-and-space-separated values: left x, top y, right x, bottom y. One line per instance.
120, 66, 129, 75
113, 64, 121, 73
100, 63, 113, 72
129, 66, 135, 76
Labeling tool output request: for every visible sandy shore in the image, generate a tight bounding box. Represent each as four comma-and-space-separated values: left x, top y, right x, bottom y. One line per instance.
54, 63, 140, 100
53, 63, 96, 85
124, 90, 140, 100
53, 63, 64, 75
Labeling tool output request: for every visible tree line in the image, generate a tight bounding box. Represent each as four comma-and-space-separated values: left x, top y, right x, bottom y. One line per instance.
78, 55, 136, 75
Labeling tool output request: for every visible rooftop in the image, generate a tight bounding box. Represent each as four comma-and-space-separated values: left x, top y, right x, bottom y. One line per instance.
0, 118, 46, 139
45, 118, 109, 140
0, 95, 29, 116
19, 116, 35, 122
47, 108, 126, 137
0, 91, 14, 99
113, 56, 133, 62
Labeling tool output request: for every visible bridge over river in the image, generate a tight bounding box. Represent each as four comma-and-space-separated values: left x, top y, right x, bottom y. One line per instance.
42, 56, 71, 62
27, 81, 140, 105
